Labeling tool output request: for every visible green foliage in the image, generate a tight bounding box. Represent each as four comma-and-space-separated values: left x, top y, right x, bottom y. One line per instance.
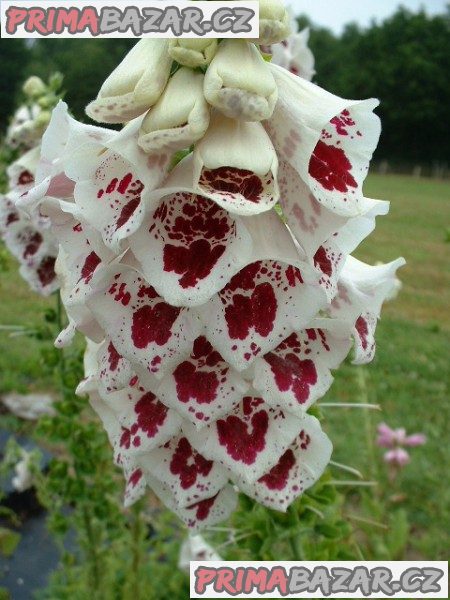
0, 40, 31, 127
214, 472, 360, 562
0, 527, 20, 557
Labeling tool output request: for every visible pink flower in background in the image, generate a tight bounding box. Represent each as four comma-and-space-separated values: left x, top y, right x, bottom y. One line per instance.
377, 423, 427, 449
377, 423, 426, 474
384, 448, 411, 468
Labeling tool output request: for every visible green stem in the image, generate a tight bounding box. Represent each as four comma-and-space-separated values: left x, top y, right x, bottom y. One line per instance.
288, 505, 305, 560
82, 505, 103, 597
130, 505, 142, 600
54, 292, 103, 597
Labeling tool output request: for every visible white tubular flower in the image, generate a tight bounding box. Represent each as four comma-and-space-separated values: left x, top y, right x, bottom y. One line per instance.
86, 40, 172, 123
0, 146, 60, 296
204, 40, 278, 121
6, 104, 43, 149
270, 27, 315, 81
16, 101, 114, 213
330, 257, 406, 364
138, 68, 210, 154
266, 64, 381, 217
193, 111, 279, 214
168, 39, 218, 68
179, 534, 222, 573
257, 0, 291, 45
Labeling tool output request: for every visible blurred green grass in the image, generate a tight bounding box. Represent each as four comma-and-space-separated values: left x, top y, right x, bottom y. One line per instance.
323, 173, 450, 560
0, 173, 448, 559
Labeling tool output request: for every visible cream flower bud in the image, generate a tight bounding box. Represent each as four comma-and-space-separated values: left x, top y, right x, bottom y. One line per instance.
22, 76, 46, 98
34, 110, 52, 129
86, 39, 173, 124
257, 0, 291, 45
204, 40, 278, 121
138, 67, 210, 154
169, 39, 218, 68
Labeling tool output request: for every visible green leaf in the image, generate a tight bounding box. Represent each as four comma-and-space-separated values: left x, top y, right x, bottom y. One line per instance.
0, 527, 20, 557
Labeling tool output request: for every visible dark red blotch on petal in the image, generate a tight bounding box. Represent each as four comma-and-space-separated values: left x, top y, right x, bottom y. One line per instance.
134, 391, 168, 438
200, 167, 264, 203
169, 437, 213, 489
258, 449, 296, 490
265, 351, 318, 404
217, 399, 269, 465
309, 141, 357, 193
37, 256, 56, 287
131, 303, 181, 349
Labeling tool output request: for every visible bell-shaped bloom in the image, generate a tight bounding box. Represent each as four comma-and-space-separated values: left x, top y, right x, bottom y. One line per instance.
270, 27, 315, 81
235, 415, 331, 511
85, 262, 204, 378
179, 535, 222, 572
138, 68, 210, 154
42, 201, 113, 346
169, 39, 218, 68
330, 257, 405, 364
61, 114, 170, 254
257, 0, 291, 45
86, 40, 172, 123
185, 394, 296, 483
199, 252, 326, 372
6, 104, 43, 149
278, 160, 389, 273
266, 65, 381, 217
1, 148, 58, 294
16, 101, 114, 215
204, 40, 278, 121
193, 112, 279, 215
252, 319, 352, 418
7, 146, 40, 193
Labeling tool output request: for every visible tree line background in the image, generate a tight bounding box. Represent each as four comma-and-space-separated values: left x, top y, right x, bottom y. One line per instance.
1, 6, 449, 172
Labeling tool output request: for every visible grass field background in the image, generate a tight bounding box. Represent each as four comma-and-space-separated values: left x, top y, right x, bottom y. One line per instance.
1, 173, 449, 560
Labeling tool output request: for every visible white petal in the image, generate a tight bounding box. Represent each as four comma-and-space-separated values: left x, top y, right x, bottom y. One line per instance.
157, 336, 249, 429
143, 436, 228, 508
267, 65, 381, 216
252, 320, 352, 417
235, 415, 332, 511
86, 263, 203, 378
129, 184, 253, 307
193, 113, 279, 215
330, 256, 406, 363
147, 477, 238, 531
101, 382, 182, 456
200, 253, 326, 372
184, 395, 305, 483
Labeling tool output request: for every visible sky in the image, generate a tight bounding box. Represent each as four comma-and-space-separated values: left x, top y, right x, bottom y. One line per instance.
290, 0, 448, 33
